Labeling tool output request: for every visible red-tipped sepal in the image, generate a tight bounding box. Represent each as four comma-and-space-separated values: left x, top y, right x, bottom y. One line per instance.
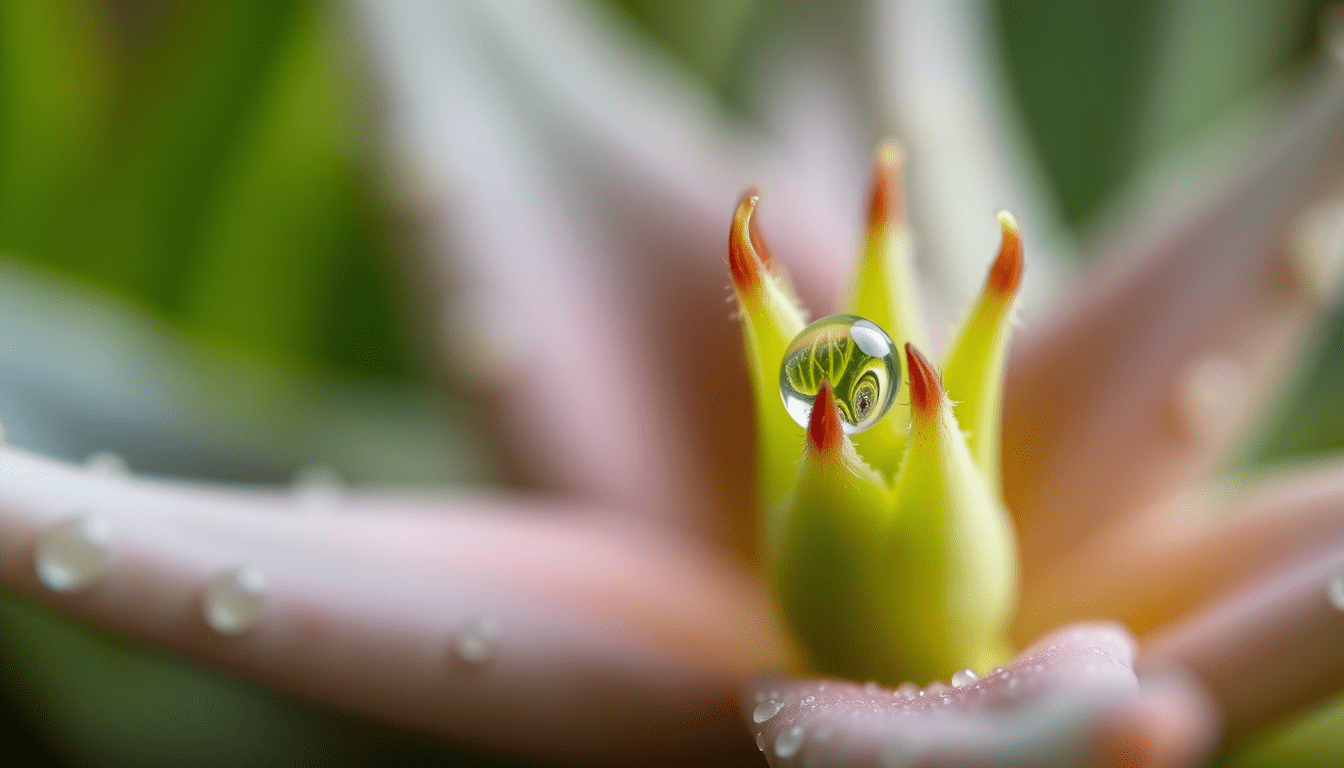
806, 381, 845, 457
905, 342, 943, 423
941, 210, 1026, 481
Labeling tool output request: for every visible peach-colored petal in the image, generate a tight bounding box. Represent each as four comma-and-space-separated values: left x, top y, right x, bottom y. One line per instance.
0, 446, 791, 765
741, 623, 1216, 767
1003, 58, 1344, 573
1143, 546, 1344, 737
1018, 458, 1344, 640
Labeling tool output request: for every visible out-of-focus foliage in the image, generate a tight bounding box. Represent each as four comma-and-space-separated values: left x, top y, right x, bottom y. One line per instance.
0, 0, 1342, 765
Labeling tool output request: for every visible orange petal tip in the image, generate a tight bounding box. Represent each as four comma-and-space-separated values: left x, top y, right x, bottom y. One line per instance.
729, 190, 772, 294
905, 343, 942, 417
988, 210, 1023, 297
807, 380, 844, 455
867, 140, 905, 231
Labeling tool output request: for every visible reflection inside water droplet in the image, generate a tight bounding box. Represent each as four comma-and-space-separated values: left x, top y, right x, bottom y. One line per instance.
775, 725, 804, 759
203, 566, 268, 634
780, 314, 899, 434
35, 513, 112, 592
455, 615, 501, 664
753, 699, 784, 723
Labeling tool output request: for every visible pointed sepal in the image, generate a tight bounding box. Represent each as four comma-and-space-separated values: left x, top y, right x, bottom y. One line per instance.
729, 192, 808, 542
942, 211, 1024, 485
847, 141, 928, 477
774, 381, 894, 677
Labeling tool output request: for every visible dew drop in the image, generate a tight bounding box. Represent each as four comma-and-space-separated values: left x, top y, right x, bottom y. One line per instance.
863, 680, 883, 696
291, 464, 346, 514
925, 680, 950, 694
84, 451, 128, 477
951, 669, 979, 687
455, 614, 501, 664
203, 566, 268, 634
895, 682, 919, 699
753, 699, 784, 723
775, 725, 805, 759
991, 667, 1005, 675
756, 732, 765, 752
802, 695, 816, 704
35, 513, 112, 592
780, 314, 900, 434
1328, 568, 1344, 612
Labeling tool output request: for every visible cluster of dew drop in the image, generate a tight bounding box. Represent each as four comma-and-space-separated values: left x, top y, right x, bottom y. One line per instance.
23, 447, 503, 665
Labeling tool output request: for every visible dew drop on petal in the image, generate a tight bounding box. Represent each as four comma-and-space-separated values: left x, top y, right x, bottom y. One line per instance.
291, 464, 346, 514
455, 614, 501, 664
991, 667, 1005, 675
951, 669, 979, 687
863, 680, 883, 696
925, 680, 950, 694
756, 732, 765, 752
895, 682, 919, 699
780, 314, 899, 434
84, 451, 128, 477
1328, 568, 1344, 612
35, 513, 112, 592
203, 566, 268, 634
775, 725, 805, 759
753, 699, 784, 723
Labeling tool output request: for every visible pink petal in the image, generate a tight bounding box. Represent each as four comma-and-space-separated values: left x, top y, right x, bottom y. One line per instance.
0, 446, 790, 764
1143, 545, 1344, 737
1019, 458, 1344, 640
743, 624, 1216, 767
1003, 58, 1344, 572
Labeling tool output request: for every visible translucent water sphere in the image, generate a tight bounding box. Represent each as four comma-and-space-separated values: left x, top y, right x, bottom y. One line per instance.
35, 513, 112, 592
203, 566, 269, 635
780, 314, 899, 434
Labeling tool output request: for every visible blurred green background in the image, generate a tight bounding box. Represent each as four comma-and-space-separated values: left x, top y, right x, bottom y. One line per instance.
0, 0, 1341, 765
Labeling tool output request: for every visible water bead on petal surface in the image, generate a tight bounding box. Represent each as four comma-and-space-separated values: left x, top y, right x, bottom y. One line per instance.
780, 314, 900, 434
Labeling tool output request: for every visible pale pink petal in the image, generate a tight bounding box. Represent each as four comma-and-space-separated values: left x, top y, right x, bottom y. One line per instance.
1019, 457, 1344, 640
1143, 546, 1344, 737
742, 624, 1216, 767
1003, 57, 1344, 571
0, 445, 790, 765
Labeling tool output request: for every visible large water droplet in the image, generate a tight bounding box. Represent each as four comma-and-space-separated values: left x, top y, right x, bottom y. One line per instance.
35, 514, 112, 592
753, 699, 784, 723
84, 451, 128, 477
775, 725, 805, 759
951, 669, 979, 687
755, 732, 765, 752
1328, 568, 1344, 612
780, 314, 899, 434
455, 614, 500, 664
203, 566, 268, 634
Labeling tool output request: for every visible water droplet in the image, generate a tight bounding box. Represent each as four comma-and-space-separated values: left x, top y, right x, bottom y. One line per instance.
455, 614, 501, 664
35, 513, 112, 592
951, 669, 979, 687
802, 695, 815, 704
1328, 568, 1344, 612
863, 680, 882, 696
753, 699, 784, 723
775, 725, 805, 759
291, 464, 346, 514
755, 732, 765, 752
780, 314, 900, 434
84, 451, 128, 476
925, 680, 950, 694
203, 566, 268, 634
895, 682, 919, 699
991, 667, 1005, 675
